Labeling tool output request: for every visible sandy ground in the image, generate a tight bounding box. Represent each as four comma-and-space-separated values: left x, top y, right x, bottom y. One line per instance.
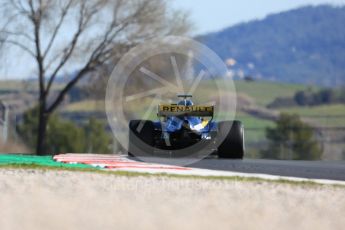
0, 169, 344, 230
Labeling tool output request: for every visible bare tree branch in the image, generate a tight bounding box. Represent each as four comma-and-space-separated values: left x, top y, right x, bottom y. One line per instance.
47, 63, 93, 113
10, 0, 30, 15
42, 0, 73, 59
0, 38, 35, 57
1, 30, 34, 42
28, 0, 45, 95
28, 0, 36, 19
45, 1, 97, 95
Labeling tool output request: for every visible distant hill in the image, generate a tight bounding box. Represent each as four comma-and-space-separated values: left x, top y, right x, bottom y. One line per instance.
198, 5, 345, 86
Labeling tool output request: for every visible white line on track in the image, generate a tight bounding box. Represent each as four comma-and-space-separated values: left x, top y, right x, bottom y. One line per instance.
54, 154, 345, 186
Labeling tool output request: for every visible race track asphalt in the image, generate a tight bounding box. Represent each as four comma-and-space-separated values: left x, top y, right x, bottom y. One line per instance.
189, 158, 345, 181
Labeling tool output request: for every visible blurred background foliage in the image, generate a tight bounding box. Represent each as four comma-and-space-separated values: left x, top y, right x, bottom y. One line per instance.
17, 107, 111, 154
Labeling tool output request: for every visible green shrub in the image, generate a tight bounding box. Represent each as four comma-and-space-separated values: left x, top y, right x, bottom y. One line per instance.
17, 108, 112, 154
261, 113, 322, 160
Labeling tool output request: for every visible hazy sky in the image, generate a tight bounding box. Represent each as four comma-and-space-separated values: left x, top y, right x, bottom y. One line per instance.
1, 0, 345, 79
173, 0, 345, 34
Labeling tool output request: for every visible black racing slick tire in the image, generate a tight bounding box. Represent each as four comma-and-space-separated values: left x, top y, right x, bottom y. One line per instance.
217, 121, 245, 159
128, 120, 155, 157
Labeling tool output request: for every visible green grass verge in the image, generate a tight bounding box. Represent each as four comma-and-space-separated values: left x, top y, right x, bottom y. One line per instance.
63, 100, 105, 112
0, 80, 65, 91
0, 80, 28, 91
62, 80, 306, 113
0, 154, 96, 169
234, 80, 306, 106
279, 104, 345, 127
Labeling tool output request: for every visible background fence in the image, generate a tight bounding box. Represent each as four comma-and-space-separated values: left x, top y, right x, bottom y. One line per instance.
0, 101, 9, 143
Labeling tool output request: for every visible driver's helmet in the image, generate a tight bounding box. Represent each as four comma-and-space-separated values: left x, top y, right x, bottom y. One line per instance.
178, 99, 194, 106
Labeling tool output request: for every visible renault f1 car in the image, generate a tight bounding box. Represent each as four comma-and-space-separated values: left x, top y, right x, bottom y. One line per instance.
128, 95, 244, 159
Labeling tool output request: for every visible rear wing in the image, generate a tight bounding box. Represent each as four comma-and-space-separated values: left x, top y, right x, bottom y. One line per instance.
158, 104, 214, 117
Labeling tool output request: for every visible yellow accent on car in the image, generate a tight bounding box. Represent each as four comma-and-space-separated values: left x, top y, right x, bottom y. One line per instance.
201, 119, 209, 127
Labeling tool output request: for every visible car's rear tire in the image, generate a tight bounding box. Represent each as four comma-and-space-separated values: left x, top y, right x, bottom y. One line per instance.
217, 121, 245, 159
128, 120, 155, 157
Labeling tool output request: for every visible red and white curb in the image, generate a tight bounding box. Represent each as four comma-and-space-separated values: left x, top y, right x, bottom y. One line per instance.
53, 154, 345, 186
53, 154, 190, 171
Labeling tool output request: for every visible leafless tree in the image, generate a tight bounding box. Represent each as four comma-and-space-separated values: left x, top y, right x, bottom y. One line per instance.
0, 0, 190, 154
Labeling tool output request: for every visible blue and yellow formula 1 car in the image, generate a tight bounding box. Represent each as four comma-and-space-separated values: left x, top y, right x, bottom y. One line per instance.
128, 95, 244, 159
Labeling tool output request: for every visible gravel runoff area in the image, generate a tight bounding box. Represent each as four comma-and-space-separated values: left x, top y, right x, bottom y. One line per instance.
0, 168, 344, 230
